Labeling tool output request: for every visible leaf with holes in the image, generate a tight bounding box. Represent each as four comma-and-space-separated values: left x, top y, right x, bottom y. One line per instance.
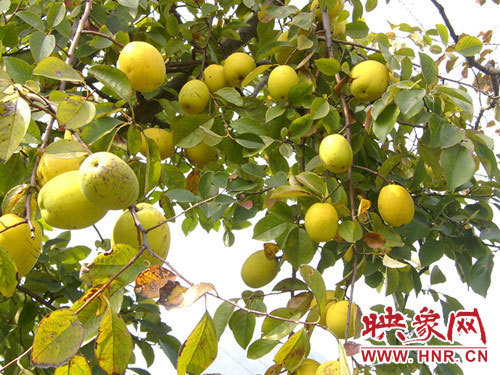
33, 56, 83, 82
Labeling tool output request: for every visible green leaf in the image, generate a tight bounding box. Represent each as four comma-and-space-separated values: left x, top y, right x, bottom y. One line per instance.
437, 86, 474, 117
314, 58, 340, 76
295, 172, 327, 197
290, 12, 314, 30
32, 309, 84, 367
419, 239, 444, 267
57, 96, 96, 129
365, 0, 378, 11
455, 35, 483, 57
261, 308, 301, 340
394, 88, 426, 116
346, 20, 369, 39
271, 185, 313, 199
311, 97, 330, 120
4, 57, 33, 83
288, 83, 313, 107
30, 32, 56, 63
419, 52, 438, 85
234, 133, 264, 149
430, 265, 446, 285
266, 104, 286, 122
54, 355, 91, 375
172, 115, 210, 148
213, 301, 236, 340
16, 10, 44, 30
338, 220, 363, 243
0, 245, 17, 297
88, 65, 134, 102
33, 57, 84, 82
118, 0, 138, 8
215, 87, 243, 106
0, 97, 31, 162
436, 24, 449, 45
253, 214, 288, 241
229, 309, 255, 349
47, 3, 66, 27
469, 253, 493, 297
440, 144, 475, 190
247, 339, 280, 359
177, 312, 218, 375
386, 268, 399, 296
0, 0, 10, 13
230, 118, 266, 136
273, 329, 309, 372
81, 244, 146, 286
283, 227, 315, 269
95, 308, 133, 375
162, 165, 186, 190
299, 265, 326, 316
289, 114, 313, 138
372, 102, 400, 141
166, 189, 200, 203
241, 65, 272, 87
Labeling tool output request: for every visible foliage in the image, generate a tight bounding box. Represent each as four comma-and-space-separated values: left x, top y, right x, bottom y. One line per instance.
0, 0, 499, 374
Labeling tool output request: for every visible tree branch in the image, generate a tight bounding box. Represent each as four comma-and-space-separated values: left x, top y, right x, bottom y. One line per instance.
81, 30, 124, 48
17, 285, 56, 311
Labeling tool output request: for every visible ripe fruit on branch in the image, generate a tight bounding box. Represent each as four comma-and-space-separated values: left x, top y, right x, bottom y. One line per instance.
203, 64, 229, 93
378, 184, 414, 227
319, 134, 353, 173
295, 358, 320, 375
117, 41, 166, 93
0, 214, 42, 277
241, 250, 279, 288
314, 360, 340, 375
350, 60, 389, 102
223, 52, 256, 87
305, 203, 339, 243
185, 142, 218, 166
36, 140, 87, 186
79, 152, 139, 210
325, 300, 360, 339
268, 65, 299, 101
38, 170, 108, 229
112, 203, 170, 265
310, 0, 345, 21
140, 128, 174, 160
179, 79, 210, 114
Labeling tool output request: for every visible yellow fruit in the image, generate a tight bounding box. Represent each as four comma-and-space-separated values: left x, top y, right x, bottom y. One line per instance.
295, 359, 321, 375
38, 170, 108, 229
117, 41, 166, 93
378, 184, 414, 227
36, 141, 87, 185
350, 60, 389, 102
185, 142, 218, 166
223, 52, 256, 87
111, 203, 170, 265
310, 290, 337, 325
310, 0, 345, 21
305, 203, 339, 242
203, 64, 229, 93
314, 361, 340, 375
179, 79, 210, 114
319, 134, 353, 173
268, 65, 299, 101
325, 300, 359, 339
0, 214, 42, 277
79, 152, 139, 210
241, 250, 279, 288
140, 128, 174, 160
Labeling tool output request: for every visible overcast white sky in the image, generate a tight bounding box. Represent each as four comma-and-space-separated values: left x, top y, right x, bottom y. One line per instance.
70, 0, 500, 373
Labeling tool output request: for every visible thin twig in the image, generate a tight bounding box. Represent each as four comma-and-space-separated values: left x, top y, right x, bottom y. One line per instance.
0, 347, 32, 372
352, 164, 391, 184
67, 128, 93, 154
16, 285, 56, 311
81, 30, 125, 48
251, 77, 269, 98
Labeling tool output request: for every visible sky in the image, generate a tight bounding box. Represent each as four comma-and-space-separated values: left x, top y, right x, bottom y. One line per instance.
68, 0, 500, 373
